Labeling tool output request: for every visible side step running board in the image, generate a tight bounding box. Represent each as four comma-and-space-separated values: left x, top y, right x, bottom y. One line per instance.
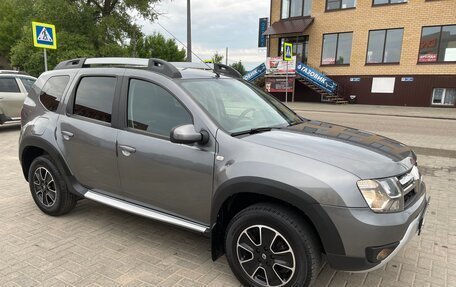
85, 191, 209, 234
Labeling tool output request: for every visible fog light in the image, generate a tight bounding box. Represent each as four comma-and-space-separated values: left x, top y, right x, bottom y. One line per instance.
376, 248, 394, 261
366, 242, 399, 263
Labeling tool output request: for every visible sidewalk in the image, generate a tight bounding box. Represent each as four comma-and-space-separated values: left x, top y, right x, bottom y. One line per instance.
286, 102, 456, 120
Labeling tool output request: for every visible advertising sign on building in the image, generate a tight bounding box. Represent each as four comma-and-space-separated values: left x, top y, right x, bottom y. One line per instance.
258, 18, 268, 48
265, 77, 294, 93
419, 54, 437, 63
243, 63, 267, 82
296, 62, 337, 94
266, 57, 296, 74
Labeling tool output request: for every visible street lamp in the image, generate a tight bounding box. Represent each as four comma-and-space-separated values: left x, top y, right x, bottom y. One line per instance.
187, 0, 192, 62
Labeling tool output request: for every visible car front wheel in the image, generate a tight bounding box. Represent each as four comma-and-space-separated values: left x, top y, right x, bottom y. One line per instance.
225, 203, 321, 287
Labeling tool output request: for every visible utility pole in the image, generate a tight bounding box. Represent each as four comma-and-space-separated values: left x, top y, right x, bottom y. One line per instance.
225, 47, 228, 65
187, 0, 192, 62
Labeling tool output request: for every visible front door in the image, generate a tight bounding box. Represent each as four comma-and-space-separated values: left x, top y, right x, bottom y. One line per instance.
117, 78, 215, 224
56, 75, 122, 195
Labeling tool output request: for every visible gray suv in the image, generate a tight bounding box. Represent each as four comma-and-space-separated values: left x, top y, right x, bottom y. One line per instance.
19, 58, 429, 287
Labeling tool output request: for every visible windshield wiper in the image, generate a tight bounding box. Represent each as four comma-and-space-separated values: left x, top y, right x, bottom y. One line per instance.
231, 127, 277, 137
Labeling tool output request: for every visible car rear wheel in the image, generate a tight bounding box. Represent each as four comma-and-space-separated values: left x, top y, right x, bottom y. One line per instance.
28, 155, 77, 216
225, 203, 321, 287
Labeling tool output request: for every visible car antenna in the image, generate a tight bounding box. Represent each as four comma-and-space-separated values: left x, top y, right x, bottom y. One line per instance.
150, 10, 220, 77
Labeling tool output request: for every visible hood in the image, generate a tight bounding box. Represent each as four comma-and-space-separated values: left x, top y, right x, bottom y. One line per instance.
243, 120, 416, 179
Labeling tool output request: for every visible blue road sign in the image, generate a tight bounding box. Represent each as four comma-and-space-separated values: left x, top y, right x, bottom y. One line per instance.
296, 62, 338, 94
243, 63, 267, 82
32, 22, 57, 49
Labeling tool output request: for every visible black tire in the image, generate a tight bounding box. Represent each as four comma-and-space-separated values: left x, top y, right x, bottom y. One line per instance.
28, 155, 77, 216
225, 203, 321, 287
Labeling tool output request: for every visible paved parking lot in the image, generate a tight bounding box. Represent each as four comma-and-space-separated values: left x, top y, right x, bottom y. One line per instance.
0, 106, 455, 286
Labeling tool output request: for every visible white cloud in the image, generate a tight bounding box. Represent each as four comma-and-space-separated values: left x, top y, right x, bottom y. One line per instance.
137, 0, 270, 70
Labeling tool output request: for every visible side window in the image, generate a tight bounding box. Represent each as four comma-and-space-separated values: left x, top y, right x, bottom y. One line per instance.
40, 76, 70, 111
73, 77, 116, 123
19, 78, 36, 92
0, 77, 20, 93
128, 79, 192, 137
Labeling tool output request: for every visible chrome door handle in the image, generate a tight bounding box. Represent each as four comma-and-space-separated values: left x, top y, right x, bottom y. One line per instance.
119, 145, 136, 156
61, 131, 74, 140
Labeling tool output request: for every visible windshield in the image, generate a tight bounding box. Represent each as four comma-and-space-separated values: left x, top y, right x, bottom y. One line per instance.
179, 79, 303, 134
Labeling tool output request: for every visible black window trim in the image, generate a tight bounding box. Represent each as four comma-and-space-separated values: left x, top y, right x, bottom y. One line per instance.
365, 27, 404, 65
67, 75, 120, 128
372, 0, 408, 7
320, 31, 353, 66
325, 0, 357, 12
121, 76, 194, 141
418, 24, 456, 64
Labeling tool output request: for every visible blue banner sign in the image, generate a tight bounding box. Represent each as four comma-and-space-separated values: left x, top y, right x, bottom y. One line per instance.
401, 77, 414, 82
296, 62, 337, 94
243, 63, 267, 82
258, 17, 268, 48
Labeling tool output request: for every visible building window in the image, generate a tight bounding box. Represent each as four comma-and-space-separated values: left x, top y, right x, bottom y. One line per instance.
373, 0, 407, 5
432, 88, 456, 106
366, 28, 404, 64
326, 0, 356, 11
321, 32, 353, 65
279, 36, 309, 64
419, 25, 456, 63
281, 0, 312, 19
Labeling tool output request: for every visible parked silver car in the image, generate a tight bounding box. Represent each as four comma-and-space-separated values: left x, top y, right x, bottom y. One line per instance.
19, 58, 429, 287
0, 71, 36, 124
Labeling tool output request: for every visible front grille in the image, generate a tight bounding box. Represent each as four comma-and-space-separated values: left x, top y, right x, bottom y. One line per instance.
397, 166, 420, 208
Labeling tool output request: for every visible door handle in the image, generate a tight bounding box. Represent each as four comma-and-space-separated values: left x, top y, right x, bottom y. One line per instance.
119, 145, 136, 156
61, 131, 74, 141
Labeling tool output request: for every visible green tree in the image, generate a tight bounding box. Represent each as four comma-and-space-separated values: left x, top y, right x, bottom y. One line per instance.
212, 51, 224, 64
230, 60, 246, 76
1, 0, 162, 76
134, 33, 186, 61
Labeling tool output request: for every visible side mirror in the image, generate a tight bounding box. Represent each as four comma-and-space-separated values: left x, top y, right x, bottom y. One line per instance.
170, 124, 209, 145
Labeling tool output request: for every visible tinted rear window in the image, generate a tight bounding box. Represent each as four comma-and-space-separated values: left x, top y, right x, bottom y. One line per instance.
73, 77, 116, 123
0, 77, 20, 93
40, 76, 70, 111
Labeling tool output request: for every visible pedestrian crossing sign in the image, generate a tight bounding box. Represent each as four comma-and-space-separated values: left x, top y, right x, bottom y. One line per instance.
32, 22, 57, 49
283, 42, 293, 61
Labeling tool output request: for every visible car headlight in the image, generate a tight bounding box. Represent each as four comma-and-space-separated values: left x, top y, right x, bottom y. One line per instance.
357, 178, 404, 213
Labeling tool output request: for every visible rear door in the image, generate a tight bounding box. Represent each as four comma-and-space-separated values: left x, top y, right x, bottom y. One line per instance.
116, 75, 216, 224
0, 76, 24, 120
56, 69, 123, 196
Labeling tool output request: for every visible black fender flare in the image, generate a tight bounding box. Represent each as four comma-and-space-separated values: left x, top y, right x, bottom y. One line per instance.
210, 177, 346, 258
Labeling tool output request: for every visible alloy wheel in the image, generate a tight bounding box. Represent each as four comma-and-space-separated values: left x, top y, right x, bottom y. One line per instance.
236, 225, 296, 287
33, 167, 57, 207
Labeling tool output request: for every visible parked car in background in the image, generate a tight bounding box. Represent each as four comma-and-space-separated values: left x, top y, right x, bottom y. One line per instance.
0, 71, 36, 124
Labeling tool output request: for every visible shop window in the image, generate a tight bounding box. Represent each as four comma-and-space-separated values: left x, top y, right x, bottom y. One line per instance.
373, 0, 407, 5
432, 88, 456, 106
419, 25, 456, 63
326, 0, 356, 11
279, 36, 309, 64
281, 0, 312, 19
321, 32, 353, 65
366, 28, 403, 64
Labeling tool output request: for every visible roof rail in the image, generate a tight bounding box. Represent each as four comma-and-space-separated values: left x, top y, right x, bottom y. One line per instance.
0, 70, 30, 75
213, 63, 242, 78
54, 57, 182, 79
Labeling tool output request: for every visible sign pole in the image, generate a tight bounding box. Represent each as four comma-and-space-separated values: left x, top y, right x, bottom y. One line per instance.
43, 49, 48, 72
285, 61, 288, 103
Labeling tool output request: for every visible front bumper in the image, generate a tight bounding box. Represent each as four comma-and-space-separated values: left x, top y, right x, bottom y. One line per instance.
324, 181, 429, 272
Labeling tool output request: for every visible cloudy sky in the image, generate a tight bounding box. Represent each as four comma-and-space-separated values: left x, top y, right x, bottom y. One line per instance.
137, 0, 270, 70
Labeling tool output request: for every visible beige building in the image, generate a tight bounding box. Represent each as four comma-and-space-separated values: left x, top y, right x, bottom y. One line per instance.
264, 0, 456, 106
